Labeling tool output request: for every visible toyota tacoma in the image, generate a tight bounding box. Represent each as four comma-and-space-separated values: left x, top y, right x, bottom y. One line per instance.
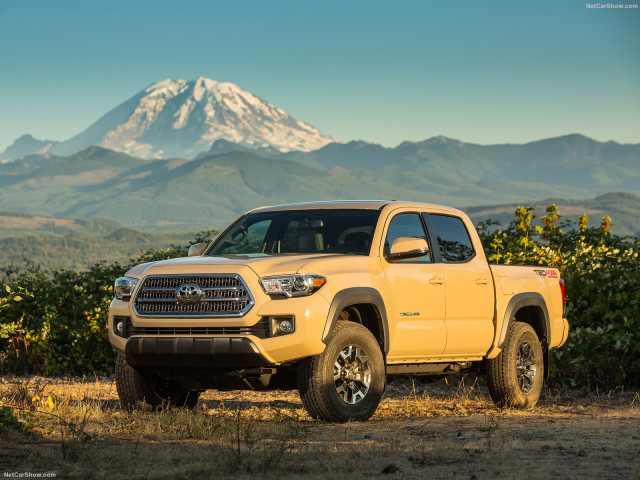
109, 201, 569, 421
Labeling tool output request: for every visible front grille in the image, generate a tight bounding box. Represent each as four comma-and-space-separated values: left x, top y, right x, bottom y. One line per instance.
133, 274, 254, 317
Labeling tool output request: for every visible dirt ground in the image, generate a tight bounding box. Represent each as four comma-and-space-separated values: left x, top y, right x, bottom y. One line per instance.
0, 376, 639, 479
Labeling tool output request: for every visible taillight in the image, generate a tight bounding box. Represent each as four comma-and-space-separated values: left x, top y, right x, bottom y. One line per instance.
559, 278, 567, 314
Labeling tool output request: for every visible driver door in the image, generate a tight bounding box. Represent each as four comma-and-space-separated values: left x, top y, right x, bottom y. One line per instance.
382, 211, 447, 360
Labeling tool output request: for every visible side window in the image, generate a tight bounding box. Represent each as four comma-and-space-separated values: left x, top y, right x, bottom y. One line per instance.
384, 213, 431, 263
428, 214, 475, 262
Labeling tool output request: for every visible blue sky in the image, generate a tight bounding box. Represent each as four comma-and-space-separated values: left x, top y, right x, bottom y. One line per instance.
0, 0, 638, 150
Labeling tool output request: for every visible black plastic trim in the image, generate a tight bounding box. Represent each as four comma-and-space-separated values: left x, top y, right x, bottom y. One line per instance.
420, 213, 443, 264
120, 316, 270, 339
267, 315, 296, 337
322, 287, 389, 354
113, 316, 130, 338
497, 292, 551, 348
124, 337, 271, 368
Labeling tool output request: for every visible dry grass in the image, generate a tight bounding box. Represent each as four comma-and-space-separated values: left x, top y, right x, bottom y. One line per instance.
1, 375, 639, 479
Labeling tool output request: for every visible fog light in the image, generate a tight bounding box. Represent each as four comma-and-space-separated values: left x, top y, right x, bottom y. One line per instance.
278, 320, 293, 334
113, 316, 130, 337
269, 316, 295, 336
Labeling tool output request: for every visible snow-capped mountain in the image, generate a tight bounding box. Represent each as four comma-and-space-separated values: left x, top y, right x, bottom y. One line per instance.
3, 77, 335, 160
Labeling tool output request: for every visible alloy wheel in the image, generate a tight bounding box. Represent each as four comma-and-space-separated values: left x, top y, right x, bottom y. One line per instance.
333, 345, 372, 404
516, 341, 537, 393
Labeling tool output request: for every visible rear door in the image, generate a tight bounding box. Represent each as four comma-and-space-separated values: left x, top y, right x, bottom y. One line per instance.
424, 213, 495, 356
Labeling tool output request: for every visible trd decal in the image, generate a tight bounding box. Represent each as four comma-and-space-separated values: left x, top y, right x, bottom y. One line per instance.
533, 269, 558, 278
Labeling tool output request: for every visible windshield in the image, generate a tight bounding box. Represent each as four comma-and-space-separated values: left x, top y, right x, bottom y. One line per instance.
208, 209, 381, 256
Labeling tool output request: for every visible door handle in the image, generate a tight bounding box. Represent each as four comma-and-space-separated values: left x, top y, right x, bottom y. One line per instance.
429, 276, 444, 285
475, 278, 488, 285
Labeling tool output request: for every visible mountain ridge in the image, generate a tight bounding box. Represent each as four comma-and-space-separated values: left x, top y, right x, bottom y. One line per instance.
0, 144, 606, 226
3, 132, 638, 195
0, 142, 638, 234
0, 134, 59, 162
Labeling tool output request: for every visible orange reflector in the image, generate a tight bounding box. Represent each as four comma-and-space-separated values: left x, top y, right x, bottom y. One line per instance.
312, 278, 326, 287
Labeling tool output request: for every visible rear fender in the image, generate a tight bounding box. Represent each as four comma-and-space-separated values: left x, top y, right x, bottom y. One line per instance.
497, 292, 551, 381
497, 292, 550, 348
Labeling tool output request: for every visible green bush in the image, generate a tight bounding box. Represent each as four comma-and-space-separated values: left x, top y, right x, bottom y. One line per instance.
0, 231, 215, 376
0, 261, 125, 375
479, 207, 640, 389
552, 237, 639, 389
1, 215, 638, 390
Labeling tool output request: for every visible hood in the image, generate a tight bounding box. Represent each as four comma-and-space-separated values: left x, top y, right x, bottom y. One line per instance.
125, 254, 346, 279
125, 261, 158, 279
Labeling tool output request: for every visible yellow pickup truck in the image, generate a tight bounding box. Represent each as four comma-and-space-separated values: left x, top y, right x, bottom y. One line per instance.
109, 201, 569, 421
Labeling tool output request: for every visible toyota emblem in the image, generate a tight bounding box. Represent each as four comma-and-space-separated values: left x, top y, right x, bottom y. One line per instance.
175, 283, 203, 303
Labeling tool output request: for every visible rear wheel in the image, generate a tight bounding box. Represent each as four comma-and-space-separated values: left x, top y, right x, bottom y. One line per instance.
297, 321, 385, 422
486, 321, 544, 408
115, 355, 200, 410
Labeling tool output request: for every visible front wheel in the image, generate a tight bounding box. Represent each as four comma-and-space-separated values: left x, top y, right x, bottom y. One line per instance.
115, 355, 200, 410
297, 321, 385, 422
486, 321, 544, 408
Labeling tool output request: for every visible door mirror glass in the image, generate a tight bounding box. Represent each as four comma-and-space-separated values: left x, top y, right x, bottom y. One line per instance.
188, 242, 208, 257
387, 237, 430, 262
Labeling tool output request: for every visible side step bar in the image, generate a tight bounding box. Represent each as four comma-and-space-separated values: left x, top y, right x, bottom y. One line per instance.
387, 362, 472, 376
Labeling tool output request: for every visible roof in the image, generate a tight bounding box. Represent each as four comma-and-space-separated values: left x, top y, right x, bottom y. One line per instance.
250, 200, 458, 214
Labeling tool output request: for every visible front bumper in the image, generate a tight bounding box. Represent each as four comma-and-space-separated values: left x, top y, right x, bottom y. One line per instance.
124, 336, 271, 368
108, 288, 331, 367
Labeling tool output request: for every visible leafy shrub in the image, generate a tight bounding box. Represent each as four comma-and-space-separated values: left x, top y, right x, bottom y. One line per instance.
0, 231, 216, 376
552, 237, 639, 388
0, 261, 123, 375
0, 405, 24, 432
1, 214, 638, 390
479, 208, 640, 388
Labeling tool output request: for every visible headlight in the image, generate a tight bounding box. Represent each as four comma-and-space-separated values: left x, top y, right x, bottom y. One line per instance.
114, 277, 138, 301
260, 275, 326, 298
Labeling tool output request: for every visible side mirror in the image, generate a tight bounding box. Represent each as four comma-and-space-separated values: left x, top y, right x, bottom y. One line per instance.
188, 242, 208, 257
386, 237, 429, 262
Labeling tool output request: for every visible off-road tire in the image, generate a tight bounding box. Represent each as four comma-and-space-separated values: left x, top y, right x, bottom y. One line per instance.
115, 354, 199, 410
297, 321, 385, 422
486, 321, 544, 408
